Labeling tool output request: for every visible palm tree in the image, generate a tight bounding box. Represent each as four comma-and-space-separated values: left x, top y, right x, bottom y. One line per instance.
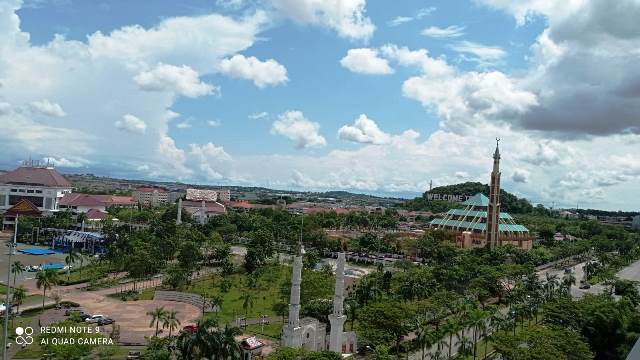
11, 286, 27, 326
467, 307, 488, 360
65, 249, 80, 281
441, 318, 461, 358
210, 295, 223, 315
35, 268, 59, 311
163, 310, 181, 337
147, 306, 167, 336
11, 261, 24, 286
217, 324, 243, 360
241, 293, 255, 318
562, 272, 576, 295
77, 250, 88, 279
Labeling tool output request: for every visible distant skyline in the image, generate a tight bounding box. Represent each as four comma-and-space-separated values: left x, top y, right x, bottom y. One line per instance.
0, 0, 639, 210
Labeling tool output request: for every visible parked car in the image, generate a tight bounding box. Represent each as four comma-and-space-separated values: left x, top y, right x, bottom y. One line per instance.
126, 351, 141, 360
98, 317, 114, 325
85, 315, 107, 323
182, 325, 197, 333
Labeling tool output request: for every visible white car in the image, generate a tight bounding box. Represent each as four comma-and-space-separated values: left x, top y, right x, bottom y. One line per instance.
85, 315, 107, 323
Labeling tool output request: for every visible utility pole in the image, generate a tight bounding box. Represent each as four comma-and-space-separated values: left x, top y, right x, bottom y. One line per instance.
3, 214, 18, 360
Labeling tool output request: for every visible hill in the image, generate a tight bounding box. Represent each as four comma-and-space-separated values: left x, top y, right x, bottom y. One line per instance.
401, 182, 534, 214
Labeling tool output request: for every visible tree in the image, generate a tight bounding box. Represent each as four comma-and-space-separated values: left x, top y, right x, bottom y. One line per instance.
11, 260, 24, 286
241, 293, 256, 318
359, 300, 414, 357
65, 249, 80, 281
147, 306, 167, 337
11, 286, 26, 325
36, 268, 59, 311
162, 310, 181, 337
441, 318, 461, 359
492, 325, 592, 360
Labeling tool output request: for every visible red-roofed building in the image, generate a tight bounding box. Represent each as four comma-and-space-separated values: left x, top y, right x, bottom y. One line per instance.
227, 200, 274, 211
0, 163, 73, 217
182, 200, 226, 223
59, 193, 135, 213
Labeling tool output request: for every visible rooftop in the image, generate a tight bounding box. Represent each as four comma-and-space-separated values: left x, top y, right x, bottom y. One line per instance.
0, 166, 71, 187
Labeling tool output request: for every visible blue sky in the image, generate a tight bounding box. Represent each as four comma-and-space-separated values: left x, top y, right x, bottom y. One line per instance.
1, 0, 640, 210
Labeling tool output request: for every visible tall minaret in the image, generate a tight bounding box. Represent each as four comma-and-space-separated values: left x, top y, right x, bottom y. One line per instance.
200, 200, 207, 225
486, 139, 502, 250
282, 244, 304, 347
328, 252, 347, 353
176, 198, 182, 225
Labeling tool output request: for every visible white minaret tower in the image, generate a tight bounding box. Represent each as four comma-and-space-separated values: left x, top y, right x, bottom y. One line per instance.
282, 244, 304, 347
200, 200, 207, 225
328, 252, 347, 353
176, 198, 182, 225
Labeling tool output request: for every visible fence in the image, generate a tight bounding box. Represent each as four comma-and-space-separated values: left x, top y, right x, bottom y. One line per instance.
154, 290, 217, 312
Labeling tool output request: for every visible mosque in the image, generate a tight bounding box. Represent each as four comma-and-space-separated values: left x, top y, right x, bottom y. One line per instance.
281, 249, 357, 354
430, 140, 534, 250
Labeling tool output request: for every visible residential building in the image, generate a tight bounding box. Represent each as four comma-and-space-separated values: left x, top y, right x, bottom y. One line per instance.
181, 200, 226, 224
133, 186, 169, 206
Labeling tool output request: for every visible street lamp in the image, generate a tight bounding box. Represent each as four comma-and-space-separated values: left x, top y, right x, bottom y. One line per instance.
2, 214, 18, 360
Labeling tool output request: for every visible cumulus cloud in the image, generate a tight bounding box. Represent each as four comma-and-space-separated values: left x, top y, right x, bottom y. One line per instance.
134, 64, 218, 98
42, 156, 89, 168
271, 110, 327, 149
189, 142, 232, 180
271, 0, 375, 40
115, 114, 147, 133
340, 48, 394, 75
0, 102, 11, 115
511, 169, 530, 183
338, 114, 391, 145
29, 99, 67, 117
219, 54, 288, 88
421, 25, 465, 38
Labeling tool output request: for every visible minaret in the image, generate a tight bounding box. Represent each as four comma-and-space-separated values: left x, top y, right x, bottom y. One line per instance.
328, 252, 347, 353
176, 198, 182, 225
486, 139, 502, 250
200, 200, 206, 225
282, 244, 304, 347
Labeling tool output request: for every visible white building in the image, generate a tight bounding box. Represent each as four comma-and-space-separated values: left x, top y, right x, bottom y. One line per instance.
185, 188, 230, 203
0, 163, 72, 215
133, 186, 169, 207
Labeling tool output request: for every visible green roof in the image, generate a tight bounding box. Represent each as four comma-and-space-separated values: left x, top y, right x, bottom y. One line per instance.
463, 193, 490, 207
430, 218, 529, 233
446, 209, 514, 220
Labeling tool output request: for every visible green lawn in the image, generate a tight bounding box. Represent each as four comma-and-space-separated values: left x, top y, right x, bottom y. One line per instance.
187, 265, 290, 324
244, 322, 284, 340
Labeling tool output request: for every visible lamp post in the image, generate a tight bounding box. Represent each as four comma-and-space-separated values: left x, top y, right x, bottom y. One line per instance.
3, 214, 18, 360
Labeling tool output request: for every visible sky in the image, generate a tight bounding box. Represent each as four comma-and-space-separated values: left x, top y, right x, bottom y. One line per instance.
0, 0, 639, 211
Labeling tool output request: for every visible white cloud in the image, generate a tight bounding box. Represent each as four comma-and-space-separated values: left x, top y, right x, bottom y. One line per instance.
340, 48, 393, 75
42, 156, 89, 168
248, 111, 269, 120
511, 168, 530, 183
176, 121, 192, 129
29, 99, 67, 117
0, 102, 11, 115
388, 7, 436, 27
134, 64, 218, 98
338, 114, 391, 145
421, 25, 465, 38
271, 0, 375, 40
380, 44, 454, 77
271, 110, 327, 149
207, 119, 222, 127
189, 142, 232, 180
114, 114, 147, 134
216, 0, 245, 9
449, 40, 507, 64
219, 54, 288, 88
388, 16, 412, 27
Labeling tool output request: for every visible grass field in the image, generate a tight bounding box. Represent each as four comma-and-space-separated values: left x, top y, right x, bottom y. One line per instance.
188, 265, 290, 324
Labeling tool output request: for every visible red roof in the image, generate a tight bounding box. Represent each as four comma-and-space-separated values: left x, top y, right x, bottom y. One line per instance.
182, 200, 226, 214
228, 201, 273, 210
60, 193, 136, 207
0, 166, 71, 187
5, 199, 42, 216
86, 208, 108, 220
